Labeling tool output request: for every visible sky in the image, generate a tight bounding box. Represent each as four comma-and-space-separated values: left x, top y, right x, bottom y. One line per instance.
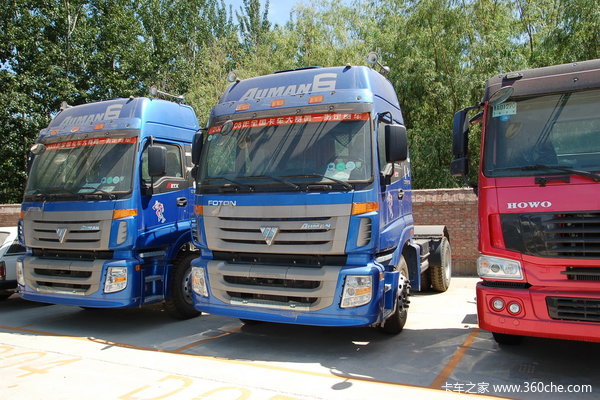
223, 0, 300, 26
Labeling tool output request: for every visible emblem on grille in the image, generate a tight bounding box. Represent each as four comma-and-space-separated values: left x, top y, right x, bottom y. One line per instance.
56, 227, 68, 243
260, 226, 279, 246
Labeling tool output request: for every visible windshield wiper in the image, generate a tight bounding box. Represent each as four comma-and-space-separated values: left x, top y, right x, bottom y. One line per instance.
80, 187, 116, 200
282, 174, 353, 190
239, 175, 301, 190
495, 164, 600, 182
202, 176, 254, 191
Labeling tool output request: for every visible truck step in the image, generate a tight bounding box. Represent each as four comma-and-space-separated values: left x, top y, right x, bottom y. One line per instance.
143, 295, 164, 304
145, 275, 163, 283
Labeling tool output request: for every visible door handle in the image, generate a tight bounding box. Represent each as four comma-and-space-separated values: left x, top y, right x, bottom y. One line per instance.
397, 189, 404, 200
176, 197, 187, 207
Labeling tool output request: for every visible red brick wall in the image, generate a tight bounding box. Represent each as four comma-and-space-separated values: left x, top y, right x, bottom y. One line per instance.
2, 190, 480, 275
412, 188, 478, 276
0, 204, 20, 227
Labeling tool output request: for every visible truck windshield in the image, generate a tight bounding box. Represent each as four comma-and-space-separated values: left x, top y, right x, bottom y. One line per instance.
199, 112, 372, 190
483, 88, 600, 178
24, 136, 137, 201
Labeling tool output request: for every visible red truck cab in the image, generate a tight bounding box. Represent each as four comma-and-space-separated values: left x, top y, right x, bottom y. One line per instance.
452, 59, 600, 344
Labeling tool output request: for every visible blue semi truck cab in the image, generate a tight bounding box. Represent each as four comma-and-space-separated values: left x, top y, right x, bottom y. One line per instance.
17, 97, 201, 319
190, 64, 452, 332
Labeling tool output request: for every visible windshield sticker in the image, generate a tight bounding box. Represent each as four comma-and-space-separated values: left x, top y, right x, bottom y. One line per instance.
152, 200, 166, 223
492, 102, 517, 118
208, 112, 370, 134
346, 161, 356, 171
336, 162, 346, 171
45, 136, 137, 151
327, 163, 335, 172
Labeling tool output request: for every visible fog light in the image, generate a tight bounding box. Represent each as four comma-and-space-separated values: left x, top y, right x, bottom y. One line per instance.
16, 260, 25, 286
191, 266, 208, 297
491, 298, 505, 311
341, 275, 372, 308
508, 302, 521, 315
104, 266, 127, 293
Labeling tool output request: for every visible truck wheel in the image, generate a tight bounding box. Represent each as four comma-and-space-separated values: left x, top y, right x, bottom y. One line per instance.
430, 237, 451, 292
380, 256, 409, 334
165, 253, 201, 320
492, 332, 523, 345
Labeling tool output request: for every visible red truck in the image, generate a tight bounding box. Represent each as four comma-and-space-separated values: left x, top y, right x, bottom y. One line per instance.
451, 59, 600, 344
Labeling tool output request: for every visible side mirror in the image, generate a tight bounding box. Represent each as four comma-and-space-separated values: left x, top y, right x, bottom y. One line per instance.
452, 109, 469, 158
148, 145, 167, 177
191, 133, 203, 165
385, 124, 408, 163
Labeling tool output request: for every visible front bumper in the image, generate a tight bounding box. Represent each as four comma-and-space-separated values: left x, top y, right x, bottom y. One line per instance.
476, 282, 600, 342
19, 256, 142, 308
192, 257, 387, 327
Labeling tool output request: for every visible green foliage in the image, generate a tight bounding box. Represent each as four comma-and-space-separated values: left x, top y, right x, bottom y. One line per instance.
1, 0, 598, 202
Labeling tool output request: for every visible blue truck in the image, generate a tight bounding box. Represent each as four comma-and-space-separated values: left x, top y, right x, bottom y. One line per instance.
189, 60, 452, 332
17, 96, 201, 319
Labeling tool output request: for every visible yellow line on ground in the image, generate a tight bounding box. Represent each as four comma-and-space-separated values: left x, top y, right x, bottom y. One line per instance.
0, 324, 501, 398
430, 328, 480, 389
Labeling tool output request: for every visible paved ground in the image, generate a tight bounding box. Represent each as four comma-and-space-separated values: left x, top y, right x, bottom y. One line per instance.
1, 278, 598, 400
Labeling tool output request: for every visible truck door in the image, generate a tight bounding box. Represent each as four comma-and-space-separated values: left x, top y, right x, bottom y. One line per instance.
377, 119, 411, 248
140, 141, 191, 238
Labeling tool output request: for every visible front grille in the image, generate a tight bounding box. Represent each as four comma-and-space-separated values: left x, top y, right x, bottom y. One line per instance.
34, 268, 92, 278
33, 248, 114, 260
36, 281, 91, 291
213, 251, 346, 267
203, 203, 351, 255
227, 291, 318, 306
562, 267, 600, 281
502, 212, 600, 259
224, 275, 320, 289
547, 297, 600, 322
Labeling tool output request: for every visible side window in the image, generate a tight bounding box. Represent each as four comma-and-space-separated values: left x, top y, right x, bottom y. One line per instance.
6, 241, 25, 255
377, 121, 392, 176
141, 142, 183, 180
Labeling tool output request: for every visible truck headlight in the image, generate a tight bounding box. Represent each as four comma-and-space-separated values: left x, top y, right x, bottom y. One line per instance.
16, 260, 25, 286
477, 256, 523, 280
104, 266, 128, 293
191, 266, 208, 297
341, 275, 372, 308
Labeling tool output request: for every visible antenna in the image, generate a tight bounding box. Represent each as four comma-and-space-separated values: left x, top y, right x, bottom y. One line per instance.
149, 86, 185, 103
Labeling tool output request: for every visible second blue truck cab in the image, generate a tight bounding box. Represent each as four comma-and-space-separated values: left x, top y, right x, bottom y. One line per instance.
189, 64, 452, 332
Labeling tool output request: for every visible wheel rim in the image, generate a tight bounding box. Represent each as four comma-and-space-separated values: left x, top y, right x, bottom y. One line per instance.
182, 268, 193, 305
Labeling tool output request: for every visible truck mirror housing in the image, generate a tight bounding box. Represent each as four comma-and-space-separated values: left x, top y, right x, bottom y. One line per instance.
452, 109, 469, 158
148, 145, 167, 177
450, 157, 468, 177
385, 124, 408, 163
191, 133, 203, 165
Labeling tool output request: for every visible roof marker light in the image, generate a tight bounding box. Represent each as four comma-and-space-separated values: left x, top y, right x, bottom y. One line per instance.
236, 103, 250, 111
271, 99, 285, 107
309, 95, 324, 104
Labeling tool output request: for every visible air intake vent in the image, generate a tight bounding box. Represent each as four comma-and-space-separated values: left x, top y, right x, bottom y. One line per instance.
356, 218, 372, 247
547, 297, 600, 323
561, 267, 600, 281
502, 212, 600, 259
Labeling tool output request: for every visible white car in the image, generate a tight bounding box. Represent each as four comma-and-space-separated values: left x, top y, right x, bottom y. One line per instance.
0, 227, 26, 300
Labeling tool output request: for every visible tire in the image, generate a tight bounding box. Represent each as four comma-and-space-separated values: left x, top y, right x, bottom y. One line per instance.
164, 253, 201, 320
380, 256, 409, 334
492, 332, 523, 345
430, 237, 451, 292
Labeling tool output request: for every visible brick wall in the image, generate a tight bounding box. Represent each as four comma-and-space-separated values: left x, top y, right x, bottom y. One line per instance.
0, 204, 20, 227
1, 189, 480, 275
412, 188, 478, 276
